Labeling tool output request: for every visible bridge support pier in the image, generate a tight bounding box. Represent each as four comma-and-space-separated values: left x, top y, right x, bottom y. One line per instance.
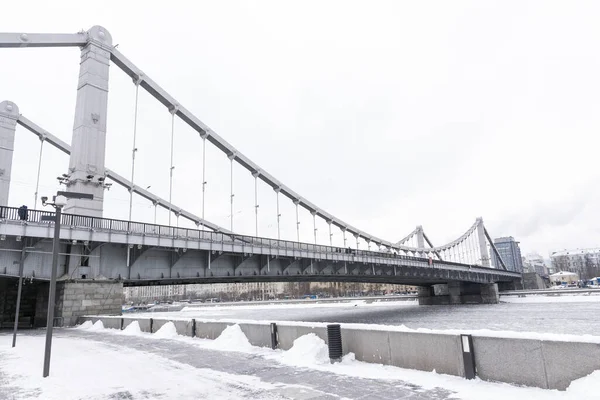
54, 280, 123, 327
418, 282, 499, 305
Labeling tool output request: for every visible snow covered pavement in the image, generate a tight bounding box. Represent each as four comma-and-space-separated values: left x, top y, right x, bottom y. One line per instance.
1, 323, 598, 400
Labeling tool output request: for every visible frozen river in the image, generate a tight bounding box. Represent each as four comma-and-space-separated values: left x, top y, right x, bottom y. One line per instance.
140, 294, 600, 336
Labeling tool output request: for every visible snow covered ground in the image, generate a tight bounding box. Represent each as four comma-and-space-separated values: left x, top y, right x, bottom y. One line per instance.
0, 331, 283, 400
1, 321, 599, 400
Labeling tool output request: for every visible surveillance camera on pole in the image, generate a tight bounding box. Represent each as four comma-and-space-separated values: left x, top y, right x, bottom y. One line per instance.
41, 190, 93, 378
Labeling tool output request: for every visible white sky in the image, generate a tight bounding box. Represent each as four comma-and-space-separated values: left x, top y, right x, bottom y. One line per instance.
2, 0, 600, 257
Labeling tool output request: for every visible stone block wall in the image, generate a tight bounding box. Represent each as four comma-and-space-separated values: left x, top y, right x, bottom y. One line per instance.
418, 282, 499, 305
55, 280, 123, 326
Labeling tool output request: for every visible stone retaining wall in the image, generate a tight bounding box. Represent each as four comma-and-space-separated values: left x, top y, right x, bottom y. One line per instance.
78, 316, 600, 390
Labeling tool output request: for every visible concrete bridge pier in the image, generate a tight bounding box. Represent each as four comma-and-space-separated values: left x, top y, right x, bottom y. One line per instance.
54, 280, 123, 326
418, 282, 499, 305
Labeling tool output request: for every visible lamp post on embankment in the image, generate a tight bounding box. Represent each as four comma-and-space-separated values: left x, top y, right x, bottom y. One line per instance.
41, 191, 93, 378
12, 242, 36, 348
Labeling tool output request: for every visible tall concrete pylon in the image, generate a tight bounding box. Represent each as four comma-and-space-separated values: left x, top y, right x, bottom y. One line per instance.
476, 217, 491, 267
416, 225, 425, 256
63, 26, 112, 217
0, 101, 19, 207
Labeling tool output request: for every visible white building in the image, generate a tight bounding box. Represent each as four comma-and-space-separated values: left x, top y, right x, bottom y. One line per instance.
550, 248, 600, 280
549, 271, 579, 285
124, 285, 186, 301
125, 282, 287, 302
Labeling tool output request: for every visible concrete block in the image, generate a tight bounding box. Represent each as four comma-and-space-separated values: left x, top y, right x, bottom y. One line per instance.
173, 320, 194, 337
342, 328, 391, 364
151, 319, 171, 334
195, 321, 232, 339
472, 336, 547, 388
99, 317, 122, 330
388, 331, 464, 377
542, 340, 600, 390
239, 323, 272, 347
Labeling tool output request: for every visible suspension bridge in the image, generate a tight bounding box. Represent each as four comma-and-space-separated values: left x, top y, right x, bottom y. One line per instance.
0, 26, 521, 326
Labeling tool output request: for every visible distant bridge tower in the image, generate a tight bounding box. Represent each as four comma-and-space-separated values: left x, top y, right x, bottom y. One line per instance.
63, 26, 112, 217
476, 217, 491, 267
416, 225, 425, 257
0, 101, 19, 207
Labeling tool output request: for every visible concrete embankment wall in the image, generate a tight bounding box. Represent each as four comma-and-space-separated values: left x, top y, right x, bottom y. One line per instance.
79, 316, 599, 390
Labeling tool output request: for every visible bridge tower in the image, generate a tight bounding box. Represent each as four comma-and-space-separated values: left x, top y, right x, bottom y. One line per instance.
476, 217, 491, 267
63, 26, 112, 217
416, 225, 425, 257
0, 101, 19, 207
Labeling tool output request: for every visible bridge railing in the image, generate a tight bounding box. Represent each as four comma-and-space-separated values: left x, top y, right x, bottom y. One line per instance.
0, 205, 505, 273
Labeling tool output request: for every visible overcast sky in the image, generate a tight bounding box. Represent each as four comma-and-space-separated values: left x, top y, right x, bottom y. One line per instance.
2, 1, 600, 258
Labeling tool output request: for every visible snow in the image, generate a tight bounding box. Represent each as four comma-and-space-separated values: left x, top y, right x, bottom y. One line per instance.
0, 334, 282, 400
160, 316, 600, 344
75, 320, 93, 329
69, 320, 600, 399
279, 333, 330, 366
153, 321, 178, 338
88, 320, 104, 331
264, 333, 599, 400
121, 320, 144, 336
501, 294, 600, 304
179, 298, 415, 313
212, 324, 254, 352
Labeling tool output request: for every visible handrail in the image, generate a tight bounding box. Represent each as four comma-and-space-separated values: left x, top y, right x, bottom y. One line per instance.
0, 205, 520, 277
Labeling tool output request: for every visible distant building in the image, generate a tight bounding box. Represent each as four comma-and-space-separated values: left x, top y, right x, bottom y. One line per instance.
124, 282, 287, 302
491, 237, 523, 273
124, 285, 186, 301
522, 253, 548, 276
549, 271, 579, 285
550, 248, 600, 280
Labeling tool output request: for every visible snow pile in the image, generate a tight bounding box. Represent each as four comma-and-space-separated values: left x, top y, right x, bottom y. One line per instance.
153, 322, 178, 338
75, 321, 93, 330
565, 370, 600, 396
88, 320, 104, 331
212, 324, 253, 352
121, 321, 143, 336
502, 294, 600, 304
280, 334, 330, 366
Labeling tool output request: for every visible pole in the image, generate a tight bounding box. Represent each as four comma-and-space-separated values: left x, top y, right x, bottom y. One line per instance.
43, 206, 62, 377
253, 173, 259, 237
295, 201, 300, 242
33, 139, 44, 209
229, 155, 234, 232
314, 214, 318, 245
275, 189, 281, 240
12, 246, 26, 347
201, 135, 206, 230
128, 84, 140, 222
168, 112, 175, 226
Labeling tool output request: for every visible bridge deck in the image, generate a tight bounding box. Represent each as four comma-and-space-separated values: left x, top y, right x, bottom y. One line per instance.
0, 206, 521, 284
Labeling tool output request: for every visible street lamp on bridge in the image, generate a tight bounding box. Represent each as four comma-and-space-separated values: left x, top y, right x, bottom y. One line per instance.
41, 190, 93, 378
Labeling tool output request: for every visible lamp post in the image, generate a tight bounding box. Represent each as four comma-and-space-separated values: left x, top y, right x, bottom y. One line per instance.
41, 191, 93, 378
12, 243, 34, 348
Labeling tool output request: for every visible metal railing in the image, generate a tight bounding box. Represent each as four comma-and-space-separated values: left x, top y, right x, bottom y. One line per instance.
0, 206, 514, 275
